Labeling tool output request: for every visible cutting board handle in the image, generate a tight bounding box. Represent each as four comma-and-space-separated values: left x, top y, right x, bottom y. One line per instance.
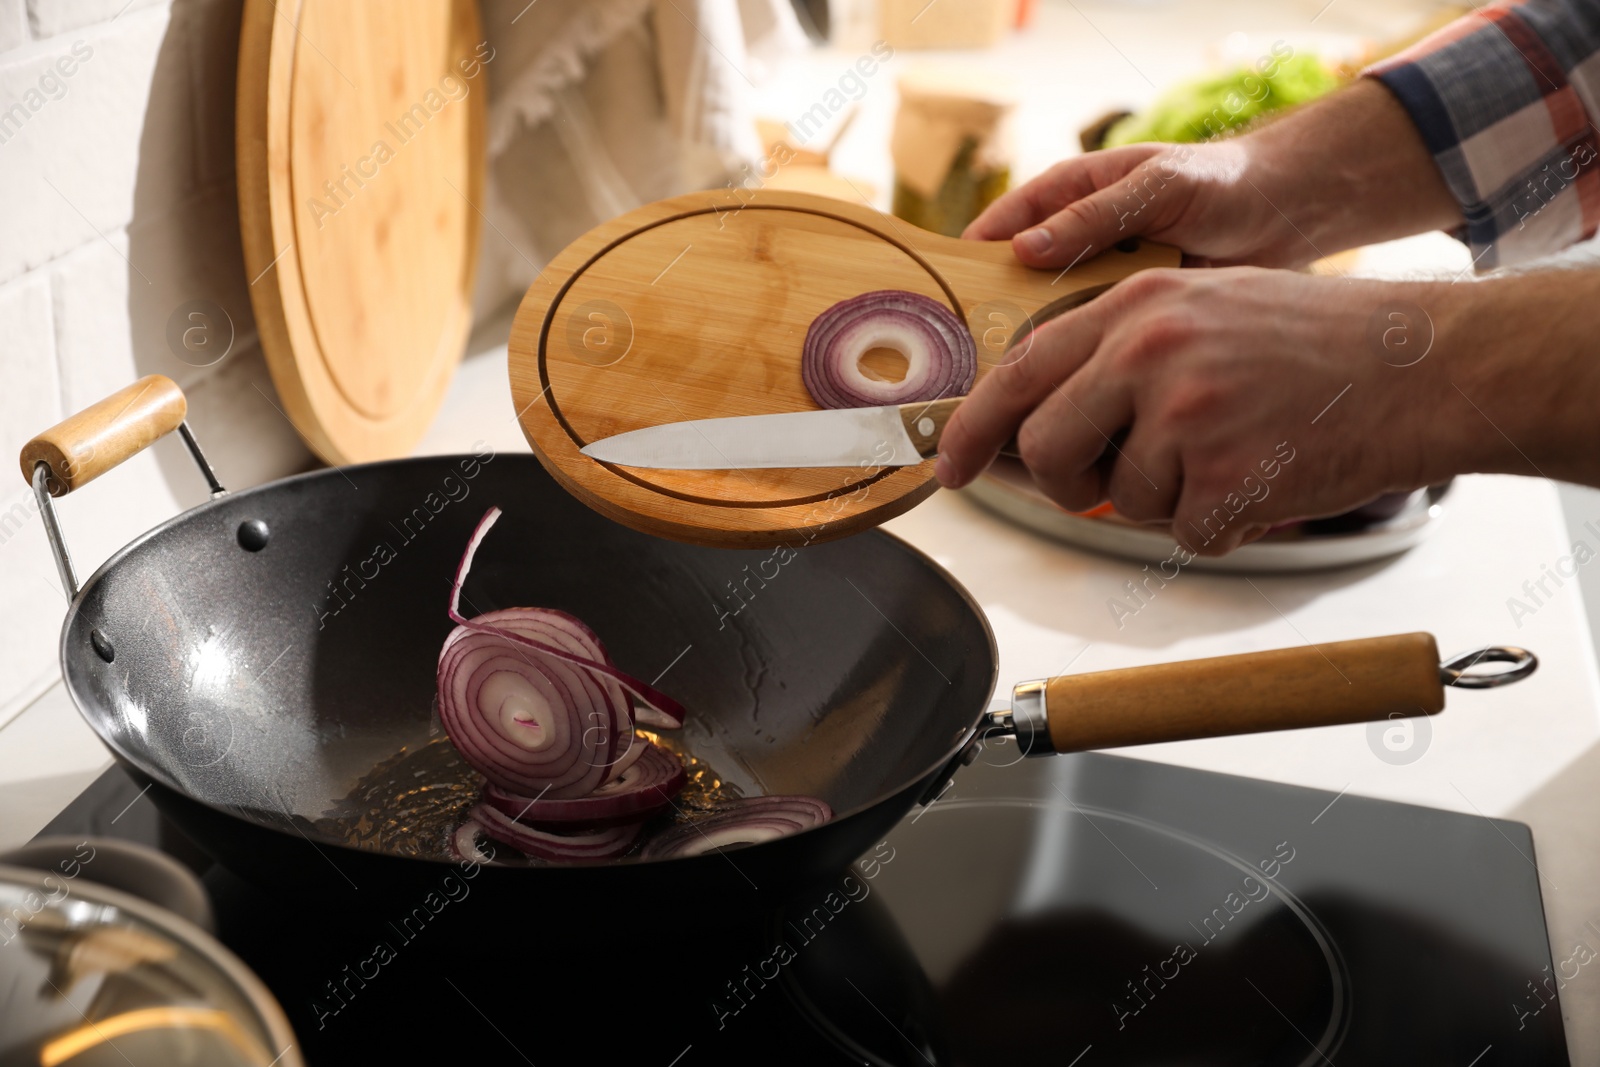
1008, 633, 1537, 754
20, 375, 187, 496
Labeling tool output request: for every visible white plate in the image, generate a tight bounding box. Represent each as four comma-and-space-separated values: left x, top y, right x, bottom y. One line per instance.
964, 459, 1450, 573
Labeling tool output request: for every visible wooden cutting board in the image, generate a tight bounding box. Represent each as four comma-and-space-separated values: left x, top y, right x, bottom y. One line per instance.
237, 0, 486, 465
509, 189, 1178, 548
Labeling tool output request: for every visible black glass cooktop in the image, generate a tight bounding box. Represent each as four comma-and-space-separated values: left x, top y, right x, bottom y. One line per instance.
39, 751, 1568, 1065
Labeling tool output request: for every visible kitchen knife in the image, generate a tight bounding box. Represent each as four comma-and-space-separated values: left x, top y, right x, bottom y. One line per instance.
581, 396, 972, 470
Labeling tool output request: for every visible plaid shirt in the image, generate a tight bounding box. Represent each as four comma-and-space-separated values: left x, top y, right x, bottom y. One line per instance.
1365, 0, 1600, 269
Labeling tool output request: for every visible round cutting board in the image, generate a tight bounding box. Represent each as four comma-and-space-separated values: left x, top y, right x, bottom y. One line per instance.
509, 190, 1178, 548
237, 0, 486, 464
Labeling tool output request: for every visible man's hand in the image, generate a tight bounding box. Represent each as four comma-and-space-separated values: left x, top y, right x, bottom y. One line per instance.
966, 79, 1462, 274
937, 264, 1600, 553
938, 78, 1487, 554
964, 140, 1300, 270
936, 268, 1475, 554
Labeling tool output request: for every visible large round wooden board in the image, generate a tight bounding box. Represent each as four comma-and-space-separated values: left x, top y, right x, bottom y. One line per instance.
237, 0, 486, 464
509, 190, 1178, 548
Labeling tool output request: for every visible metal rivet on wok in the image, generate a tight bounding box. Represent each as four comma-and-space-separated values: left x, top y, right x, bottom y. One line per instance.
237, 519, 270, 552
90, 629, 114, 663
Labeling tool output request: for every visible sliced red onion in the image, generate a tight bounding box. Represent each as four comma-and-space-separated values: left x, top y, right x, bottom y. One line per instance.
469, 803, 642, 862
633, 706, 681, 730
599, 729, 649, 782
449, 821, 494, 865
640, 796, 834, 860
448, 508, 686, 727
438, 615, 625, 798
483, 742, 687, 825
450, 606, 639, 785
802, 290, 976, 409
438, 508, 690, 797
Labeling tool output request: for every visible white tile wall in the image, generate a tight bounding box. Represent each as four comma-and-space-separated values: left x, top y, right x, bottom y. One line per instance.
26, 0, 164, 41
0, 0, 25, 54
0, 271, 57, 468
0, 9, 187, 280
0, 0, 315, 728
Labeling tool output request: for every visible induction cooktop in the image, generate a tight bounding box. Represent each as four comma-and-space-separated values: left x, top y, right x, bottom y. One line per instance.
38, 750, 1568, 1065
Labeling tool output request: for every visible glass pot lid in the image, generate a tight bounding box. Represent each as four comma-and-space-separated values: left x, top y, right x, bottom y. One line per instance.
0, 862, 301, 1067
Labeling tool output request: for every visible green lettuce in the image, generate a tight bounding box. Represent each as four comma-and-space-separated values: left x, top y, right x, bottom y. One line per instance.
1104, 53, 1340, 147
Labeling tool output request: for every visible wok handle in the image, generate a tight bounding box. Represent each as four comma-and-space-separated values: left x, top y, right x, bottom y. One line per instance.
20, 375, 187, 495
1034, 633, 1447, 753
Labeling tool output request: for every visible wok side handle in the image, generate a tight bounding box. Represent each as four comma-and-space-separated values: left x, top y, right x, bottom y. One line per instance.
20, 375, 190, 496
20, 376, 224, 600
1018, 633, 1533, 754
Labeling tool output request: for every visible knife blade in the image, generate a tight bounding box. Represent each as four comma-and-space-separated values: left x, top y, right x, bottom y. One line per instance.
579, 397, 961, 470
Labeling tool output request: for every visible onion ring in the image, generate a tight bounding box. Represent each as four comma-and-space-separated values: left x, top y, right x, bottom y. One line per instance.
448, 821, 495, 865
449, 508, 686, 726
469, 804, 643, 862
483, 742, 687, 825
802, 290, 975, 409
438, 508, 689, 798
640, 796, 833, 860
438, 616, 625, 797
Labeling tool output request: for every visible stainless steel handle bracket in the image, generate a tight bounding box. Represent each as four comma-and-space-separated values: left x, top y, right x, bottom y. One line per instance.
1439, 646, 1538, 689
914, 679, 1060, 806
1009, 678, 1054, 756
31, 461, 78, 600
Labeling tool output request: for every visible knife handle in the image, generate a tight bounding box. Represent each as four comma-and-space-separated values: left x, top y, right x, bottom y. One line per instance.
899, 397, 1020, 459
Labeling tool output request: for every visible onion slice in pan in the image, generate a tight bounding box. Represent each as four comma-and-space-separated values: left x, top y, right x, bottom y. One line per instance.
801, 290, 976, 409
641, 796, 834, 860
438, 611, 627, 798
446, 605, 640, 785
448, 507, 686, 727
482, 741, 687, 825
437, 507, 688, 797
449, 821, 494, 865
469, 803, 643, 862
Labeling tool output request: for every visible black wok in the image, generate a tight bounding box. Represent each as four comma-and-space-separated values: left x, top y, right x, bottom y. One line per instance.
21, 377, 1536, 913
24, 378, 995, 910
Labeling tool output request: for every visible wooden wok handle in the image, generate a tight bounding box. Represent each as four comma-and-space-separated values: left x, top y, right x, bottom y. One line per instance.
1039, 633, 1444, 752
19, 375, 187, 496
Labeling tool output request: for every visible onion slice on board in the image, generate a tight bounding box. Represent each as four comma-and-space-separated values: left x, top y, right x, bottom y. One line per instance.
802, 290, 976, 409
640, 796, 834, 860
469, 803, 643, 862
483, 741, 687, 825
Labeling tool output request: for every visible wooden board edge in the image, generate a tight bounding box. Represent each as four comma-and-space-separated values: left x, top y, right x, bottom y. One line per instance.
236, 0, 486, 466
238, 0, 351, 464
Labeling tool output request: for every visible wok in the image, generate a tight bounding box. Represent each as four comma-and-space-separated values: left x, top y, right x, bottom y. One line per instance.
19, 377, 1536, 911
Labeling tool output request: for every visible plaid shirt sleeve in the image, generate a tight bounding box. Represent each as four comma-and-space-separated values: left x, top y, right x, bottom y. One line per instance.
1364, 0, 1600, 269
